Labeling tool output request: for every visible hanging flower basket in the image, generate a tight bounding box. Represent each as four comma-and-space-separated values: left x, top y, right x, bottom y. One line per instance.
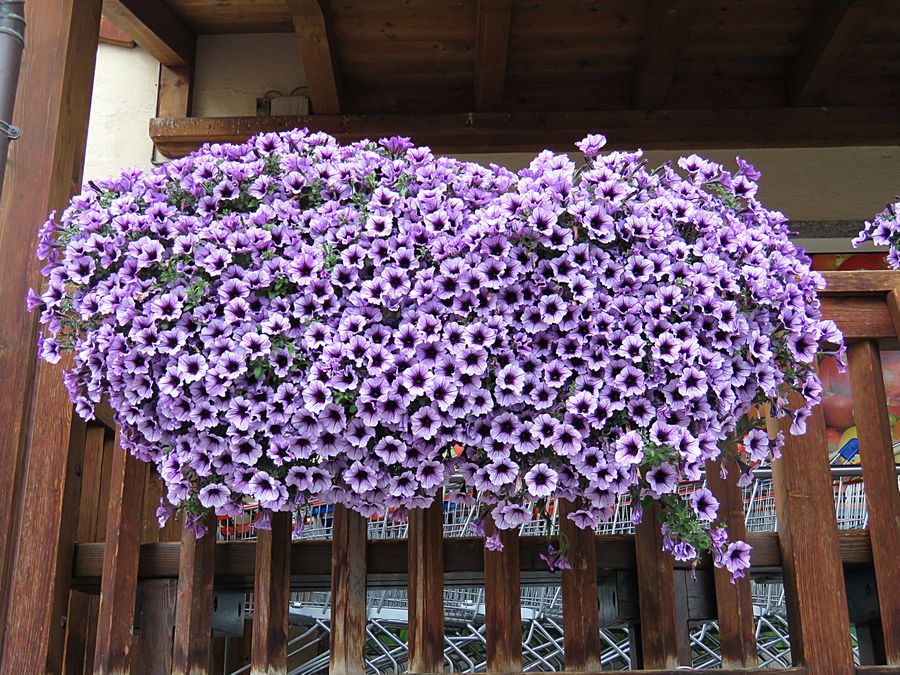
29, 130, 843, 577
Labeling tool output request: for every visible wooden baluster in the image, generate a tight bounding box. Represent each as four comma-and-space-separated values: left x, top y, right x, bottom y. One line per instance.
558, 498, 601, 671
408, 491, 445, 673
172, 514, 217, 675
251, 511, 292, 675
484, 514, 522, 672
93, 429, 148, 674
773, 386, 854, 673
634, 503, 680, 669
847, 341, 900, 665
330, 505, 367, 675
705, 453, 758, 667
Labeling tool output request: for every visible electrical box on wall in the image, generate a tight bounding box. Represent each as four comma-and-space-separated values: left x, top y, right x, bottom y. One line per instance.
256, 93, 310, 117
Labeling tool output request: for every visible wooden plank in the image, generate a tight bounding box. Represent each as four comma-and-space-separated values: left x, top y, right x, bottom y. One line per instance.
103, 0, 195, 67
99, 15, 136, 47
149, 105, 900, 157
172, 516, 217, 675
821, 271, 900, 295
847, 341, 900, 665
132, 579, 177, 675
887, 288, 900, 340
705, 454, 758, 667
819, 295, 895, 340
632, 0, 698, 109
558, 499, 601, 671
70, 529, 878, 591
634, 504, 679, 669
773, 387, 854, 673
251, 512, 292, 675
329, 505, 367, 675
474, 0, 512, 111
0, 0, 102, 659
484, 516, 522, 672
790, 0, 883, 105
93, 432, 148, 674
157, 65, 193, 121
285, 0, 341, 113
407, 492, 445, 673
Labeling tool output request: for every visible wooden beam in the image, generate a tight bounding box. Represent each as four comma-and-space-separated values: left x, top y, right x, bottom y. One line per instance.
0, 0, 103, 663
99, 15, 136, 48
774, 386, 854, 672
821, 270, 900, 295
172, 516, 217, 675
633, 0, 698, 110
790, 0, 883, 105
251, 512, 292, 675
150, 105, 900, 157
474, 0, 513, 111
329, 505, 367, 675
103, 0, 195, 67
484, 517, 522, 672
285, 0, 340, 114
407, 492, 445, 673
559, 499, 601, 670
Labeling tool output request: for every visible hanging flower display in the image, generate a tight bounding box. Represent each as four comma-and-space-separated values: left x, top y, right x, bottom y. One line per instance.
853, 198, 900, 267
29, 130, 843, 577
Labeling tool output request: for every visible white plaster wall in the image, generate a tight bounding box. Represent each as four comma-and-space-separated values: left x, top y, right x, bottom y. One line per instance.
83, 43, 158, 181
85, 33, 899, 238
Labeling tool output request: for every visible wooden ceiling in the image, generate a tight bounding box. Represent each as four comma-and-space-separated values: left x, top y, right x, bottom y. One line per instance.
104, 0, 900, 155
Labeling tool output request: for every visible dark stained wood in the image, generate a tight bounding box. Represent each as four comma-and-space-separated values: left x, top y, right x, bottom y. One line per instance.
407, 491, 445, 673
70, 529, 877, 592
484, 516, 522, 672
150, 105, 900, 157
104, 0, 196, 67
474, 0, 512, 111
132, 579, 178, 675
329, 505, 367, 675
821, 270, 900, 295
790, 0, 884, 105
172, 516, 217, 675
887, 288, 900, 341
847, 341, 900, 665
251, 512, 292, 675
634, 504, 679, 669
286, 0, 341, 113
773, 387, 854, 673
99, 15, 136, 47
0, 0, 102, 659
819, 295, 895, 340
705, 454, 758, 667
632, 0, 698, 109
558, 499, 601, 671
93, 431, 148, 674
94, 397, 117, 432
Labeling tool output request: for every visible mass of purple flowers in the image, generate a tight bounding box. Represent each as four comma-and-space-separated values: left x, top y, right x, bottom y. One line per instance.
853, 198, 900, 267
30, 130, 843, 577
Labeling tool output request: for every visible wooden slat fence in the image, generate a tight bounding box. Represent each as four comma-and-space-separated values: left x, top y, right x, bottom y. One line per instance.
7, 270, 900, 674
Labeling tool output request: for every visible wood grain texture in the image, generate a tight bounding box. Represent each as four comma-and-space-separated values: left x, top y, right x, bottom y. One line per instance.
847, 341, 900, 664
790, 0, 883, 104
632, 0, 698, 109
329, 505, 367, 675
93, 431, 148, 674
634, 504, 679, 669
821, 271, 900, 295
819, 295, 895, 340
408, 492, 445, 673
474, 0, 512, 110
149, 105, 900, 157
172, 515, 217, 675
133, 579, 178, 675
104, 0, 196, 66
285, 0, 341, 113
558, 499, 601, 671
157, 64, 193, 121
0, 0, 101, 659
705, 454, 758, 667
774, 386, 854, 673
251, 512, 292, 675
484, 516, 522, 672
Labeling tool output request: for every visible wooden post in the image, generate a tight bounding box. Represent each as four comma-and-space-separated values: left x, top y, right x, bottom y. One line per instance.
329, 505, 367, 675
847, 341, 900, 665
251, 511, 292, 675
634, 503, 680, 669
774, 387, 854, 673
705, 453, 758, 667
558, 499, 601, 671
92, 431, 148, 674
172, 515, 217, 675
408, 491, 445, 673
0, 0, 102, 662
484, 515, 522, 672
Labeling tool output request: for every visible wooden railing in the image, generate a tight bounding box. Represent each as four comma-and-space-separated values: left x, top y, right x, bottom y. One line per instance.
22, 272, 900, 673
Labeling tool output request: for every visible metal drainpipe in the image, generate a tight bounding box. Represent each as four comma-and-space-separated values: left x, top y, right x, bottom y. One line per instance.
0, 2, 24, 199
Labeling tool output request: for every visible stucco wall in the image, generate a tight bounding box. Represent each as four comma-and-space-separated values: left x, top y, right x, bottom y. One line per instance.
83, 33, 899, 249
